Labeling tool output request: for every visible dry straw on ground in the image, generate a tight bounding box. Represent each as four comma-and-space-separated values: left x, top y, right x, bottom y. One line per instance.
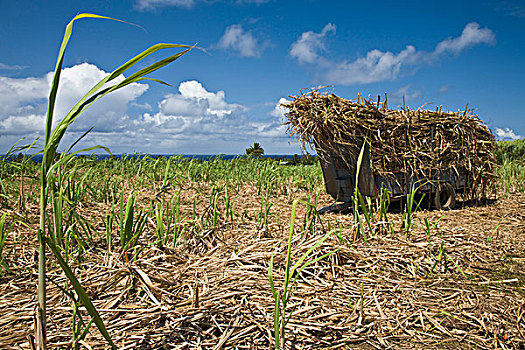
283, 89, 497, 200
0, 185, 524, 349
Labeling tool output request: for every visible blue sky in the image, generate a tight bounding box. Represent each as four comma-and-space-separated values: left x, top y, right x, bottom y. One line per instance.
0, 0, 524, 154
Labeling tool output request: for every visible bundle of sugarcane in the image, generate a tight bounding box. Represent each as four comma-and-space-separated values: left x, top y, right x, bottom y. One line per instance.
283, 89, 497, 199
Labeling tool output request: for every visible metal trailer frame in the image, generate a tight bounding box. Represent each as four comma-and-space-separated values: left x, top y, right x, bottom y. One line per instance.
317, 141, 473, 213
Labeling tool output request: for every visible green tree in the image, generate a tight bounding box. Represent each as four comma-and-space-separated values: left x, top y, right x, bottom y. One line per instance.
246, 142, 265, 157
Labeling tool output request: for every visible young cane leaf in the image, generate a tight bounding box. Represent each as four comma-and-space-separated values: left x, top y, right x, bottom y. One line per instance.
45, 236, 116, 349
268, 253, 277, 298
3, 138, 24, 160
282, 199, 298, 297
47, 146, 111, 180
64, 127, 95, 154
37, 12, 193, 348
0, 213, 13, 274
44, 40, 191, 169
290, 250, 336, 290
290, 230, 333, 274
355, 139, 367, 187
45, 14, 132, 149
289, 232, 335, 289
44, 46, 192, 166
273, 290, 281, 349
141, 77, 173, 86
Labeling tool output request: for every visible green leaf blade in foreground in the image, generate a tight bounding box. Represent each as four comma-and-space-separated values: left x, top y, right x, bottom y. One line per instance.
46, 145, 111, 180
42, 11, 192, 169
45, 44, 192, 171
45, 13, 127, 156
38, 11, 193, 349
45, 237, 116, 349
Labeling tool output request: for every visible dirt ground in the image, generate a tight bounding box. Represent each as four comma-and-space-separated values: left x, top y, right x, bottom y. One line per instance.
0, 186, 524, 349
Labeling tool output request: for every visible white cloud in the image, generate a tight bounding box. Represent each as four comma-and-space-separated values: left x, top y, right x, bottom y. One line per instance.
433, 22, 495, 57
134, 0, 196, 10
52, 63, 148, 132
291, 22, 495, 85
289, 23, 336, 64
133, 81, 291, 153
146, 80, 245, 127
217, 24, 263, 57
271, 97, 290, 118
390, 85, 422, 104
0, 62, 27, 71
134, 0, 270, 10
1, 114, 46, 136
324, 45, 420, 84
0, 76, 49, 116
0, 63, 148, 148
236, 0, 270, 3
495, 127, 523, 140
0, 67, 296, 154
499, 1, 525, 18
438, 85, 451, 94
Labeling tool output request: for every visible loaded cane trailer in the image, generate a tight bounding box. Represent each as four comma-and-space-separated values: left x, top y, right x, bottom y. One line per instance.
316, 139, 473, 213
283, 90, 497, 214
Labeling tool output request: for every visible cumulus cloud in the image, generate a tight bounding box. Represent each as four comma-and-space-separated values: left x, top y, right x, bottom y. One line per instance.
1, 114, 46, 136
270, 98, 289, 118
53, 64, 148, 132
217, 24, 263, 57
143, 80, 245, 128
324, 45, 420, 84
133, 81, 290, 152
141, 80, 253, 134
0, 63, 148, 150
289, 23, 336, 64
291, 22, 495, 85
0, 76, 49, 117
0, 67, 294, 153
495, 127, 523, 140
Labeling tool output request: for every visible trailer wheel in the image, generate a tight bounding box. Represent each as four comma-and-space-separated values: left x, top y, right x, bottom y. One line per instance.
434, 182, 456, 210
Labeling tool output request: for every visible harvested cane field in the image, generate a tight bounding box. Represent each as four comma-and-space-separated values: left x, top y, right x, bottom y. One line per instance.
0, 152, 524, 349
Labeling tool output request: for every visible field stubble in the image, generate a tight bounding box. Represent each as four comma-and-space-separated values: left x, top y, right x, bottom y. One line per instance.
0, 157, 524, 349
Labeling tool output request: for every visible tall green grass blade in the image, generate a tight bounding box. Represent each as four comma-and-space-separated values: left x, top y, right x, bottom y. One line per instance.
45, 236, 116, 349
283, 199, 298, 299
446, 255, 468, 279
352, 140, 368, 242
430, 236, 445, 274
268, 254, 280, 349
45, 45, 191, 164
291, 250, 335, 290
273, 290, 281, 350
37, 12, 192, 348
0, 213, 13, 275
268, 254, 277, 297
120, 195, 135, 255
268, 199, 335, 348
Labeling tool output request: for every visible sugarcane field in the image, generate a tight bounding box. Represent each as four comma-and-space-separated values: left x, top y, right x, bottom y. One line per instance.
1, 7, 525, 350
0, 86, 524, 349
